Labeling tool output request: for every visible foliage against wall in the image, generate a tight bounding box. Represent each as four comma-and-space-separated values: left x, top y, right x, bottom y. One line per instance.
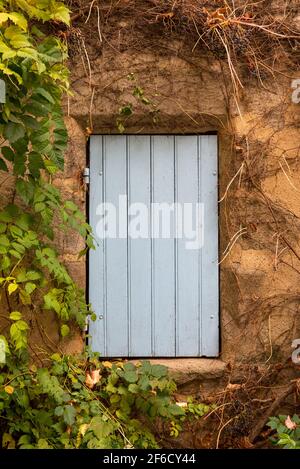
0, 1, 212, 450
0, 0, 300, 449
0, 0, 94, 356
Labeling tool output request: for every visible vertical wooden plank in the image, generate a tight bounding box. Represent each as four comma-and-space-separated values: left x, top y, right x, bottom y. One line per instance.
175, 136, 200, 356
127, 136, 152, 356
152, 136, 176, 356
199, 135, 219, 356
89, 135, 105, 355
104, 135, 128, 356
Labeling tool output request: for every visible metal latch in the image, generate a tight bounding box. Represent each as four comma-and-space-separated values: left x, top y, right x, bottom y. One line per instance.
83, 167, 90, 184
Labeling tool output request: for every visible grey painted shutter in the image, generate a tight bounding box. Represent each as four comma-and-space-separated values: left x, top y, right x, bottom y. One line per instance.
89, 135, 219, 357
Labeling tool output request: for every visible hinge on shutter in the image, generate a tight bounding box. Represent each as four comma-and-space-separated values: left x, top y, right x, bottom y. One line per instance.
83, 167, 90, 184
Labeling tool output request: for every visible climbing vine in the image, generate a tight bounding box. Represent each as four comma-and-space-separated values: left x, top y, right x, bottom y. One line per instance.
0, 351, 209, 449
0, 0, 94, 356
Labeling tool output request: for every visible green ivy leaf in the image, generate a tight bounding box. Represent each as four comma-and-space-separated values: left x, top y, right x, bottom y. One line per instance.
35, 87, 55, 104
44, 289, 62, 314
18, 435, 31, 447
13, 152, 26, 176
89, 416, 114, 439
37, 439, 51, 449
0, 158, 8, 171
9, 311, 22, 321
2, 147, 14, 161
128, 384, 139, 394
138, 375, 150, 391
151, 365, 167, 378
50, 5, 70, 25
17, 320, 29, 331
62, 405, 76, 426
123, 362, 136, 373
8, 283, 18, 295
18, 288, 30, 305
0, 234, 9, 246
28, 152, 44, 178
16, 179, 35, 204
168, 404, 186, 417
51, 353, 61, 362
54, 406, 64, 417
0, 12, 27, 31
4, 122, 25, 142
21, 115, 40, 130
60, 324, 70, 337
123, 371, 138, 384
24, 282, 36, 294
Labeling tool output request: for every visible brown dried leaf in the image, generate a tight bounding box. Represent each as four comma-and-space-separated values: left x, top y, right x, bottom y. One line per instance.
226, 383, 242, 392
285, 415, 297, 430
90, 369, 101, 384
203, 7, 229, 27
85, 369, 101, 389
85, 372, 94, 389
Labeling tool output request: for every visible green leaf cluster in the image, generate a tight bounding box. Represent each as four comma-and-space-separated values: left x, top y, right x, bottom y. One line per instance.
0, 1, 95, 353
116, 74, 159, 133
267, 414, 300, 449
0, 352, 207, 449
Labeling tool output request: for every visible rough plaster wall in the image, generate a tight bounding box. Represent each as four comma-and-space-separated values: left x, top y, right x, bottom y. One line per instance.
64, 39, 300, 366
220, 78, 300, 360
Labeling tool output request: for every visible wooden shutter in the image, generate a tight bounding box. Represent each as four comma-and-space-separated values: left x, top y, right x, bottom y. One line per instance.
89, 135, 219, 357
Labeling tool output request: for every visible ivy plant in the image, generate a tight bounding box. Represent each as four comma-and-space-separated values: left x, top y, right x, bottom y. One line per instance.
0, 0, 94, 353
116, 73, 159, 133
0, 352, 204, 449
